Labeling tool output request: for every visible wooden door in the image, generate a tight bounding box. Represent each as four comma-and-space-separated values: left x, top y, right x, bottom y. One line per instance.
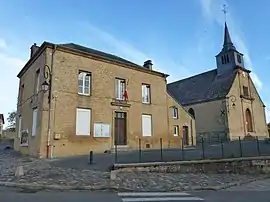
114, 112, 127, 145
183, 126, 189, 145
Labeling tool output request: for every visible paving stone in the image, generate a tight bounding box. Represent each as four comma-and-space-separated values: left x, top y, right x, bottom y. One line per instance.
0, 151, 268, 191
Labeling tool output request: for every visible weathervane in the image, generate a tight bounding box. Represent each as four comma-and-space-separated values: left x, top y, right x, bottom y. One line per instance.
222, 4, 228, 22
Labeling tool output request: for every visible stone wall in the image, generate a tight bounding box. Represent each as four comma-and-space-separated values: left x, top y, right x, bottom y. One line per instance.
114, 156, 270, 175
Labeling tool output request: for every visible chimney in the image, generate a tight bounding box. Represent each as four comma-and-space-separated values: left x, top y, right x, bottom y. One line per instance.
30, 43, 40, 58
143, 60, 153, 70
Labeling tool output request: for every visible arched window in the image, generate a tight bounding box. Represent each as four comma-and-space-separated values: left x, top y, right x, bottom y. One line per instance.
245, 108, 253, 132
188, 108, 195, 119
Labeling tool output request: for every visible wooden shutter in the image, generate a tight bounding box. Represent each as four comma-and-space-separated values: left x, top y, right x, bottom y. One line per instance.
32, 109, 38, 136
142, 114, 152, 136
76, 108, 91, 135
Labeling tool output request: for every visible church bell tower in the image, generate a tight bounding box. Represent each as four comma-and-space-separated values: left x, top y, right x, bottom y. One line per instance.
216, 22, 246, 75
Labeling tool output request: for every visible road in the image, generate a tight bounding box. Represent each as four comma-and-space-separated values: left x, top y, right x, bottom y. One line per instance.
1, 188, 270, 201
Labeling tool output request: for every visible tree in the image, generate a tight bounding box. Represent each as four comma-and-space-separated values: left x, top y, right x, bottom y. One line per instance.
6, 111, 16, 132
268, 123, 270, 136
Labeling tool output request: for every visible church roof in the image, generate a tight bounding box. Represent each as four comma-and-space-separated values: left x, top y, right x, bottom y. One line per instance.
167, 69, 237, 106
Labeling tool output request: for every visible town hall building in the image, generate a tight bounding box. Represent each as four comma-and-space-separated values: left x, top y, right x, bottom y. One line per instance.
167, 23, 269, 141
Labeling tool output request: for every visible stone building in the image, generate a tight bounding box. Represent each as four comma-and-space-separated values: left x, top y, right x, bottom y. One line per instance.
168, 23, 268, 141
14, 42, 195, 158
0, 114, 4, 137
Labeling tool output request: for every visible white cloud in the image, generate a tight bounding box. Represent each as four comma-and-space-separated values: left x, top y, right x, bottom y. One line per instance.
0, 52, 25, 126
0, 38, 7, 49
80, 22, 191, 82
200, 0, 263, 90
265, 102, 270, 123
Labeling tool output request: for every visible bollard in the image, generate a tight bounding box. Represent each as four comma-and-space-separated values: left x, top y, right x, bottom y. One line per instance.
160, 138, 163, 161
181, 138, 185, 160
139, 138, 142, 162
89, 151, 93, 164
238, 136, 243, 157
256, 136, 261, 156
114, 141, 118, 163
201, 137, 205, 159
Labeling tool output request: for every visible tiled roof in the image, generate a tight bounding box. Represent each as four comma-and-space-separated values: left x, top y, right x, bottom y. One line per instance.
59, 43, 143, 69
167, 69, 237, 106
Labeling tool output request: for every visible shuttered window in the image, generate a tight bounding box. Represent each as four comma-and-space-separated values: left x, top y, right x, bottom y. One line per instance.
76, 108, 91, 135
32, 109, 38, 136
142, 114, 152, 136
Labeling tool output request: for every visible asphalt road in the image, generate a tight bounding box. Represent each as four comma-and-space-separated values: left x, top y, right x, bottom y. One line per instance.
1, 189, 270, 202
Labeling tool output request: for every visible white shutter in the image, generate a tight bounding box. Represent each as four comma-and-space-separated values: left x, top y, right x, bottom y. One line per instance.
142, 114, 152, 136
76, 108, 91, 135
32, 109, 38, 136
18, 116, 22, 138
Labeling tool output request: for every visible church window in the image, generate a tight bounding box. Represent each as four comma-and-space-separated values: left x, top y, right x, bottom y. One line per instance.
226, 54, 229, 63
243, 86, 249, 97
237, 54, 242, 63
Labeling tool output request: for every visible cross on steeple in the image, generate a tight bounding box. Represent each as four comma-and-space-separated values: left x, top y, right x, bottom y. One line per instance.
222, 4, 228, 22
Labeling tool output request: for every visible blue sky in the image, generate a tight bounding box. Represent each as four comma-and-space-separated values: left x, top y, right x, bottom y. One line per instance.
0, 0, 269, 125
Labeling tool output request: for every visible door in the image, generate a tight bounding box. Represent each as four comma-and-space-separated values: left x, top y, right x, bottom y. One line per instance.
183, 126, 189, 145
114, 112, 127, 145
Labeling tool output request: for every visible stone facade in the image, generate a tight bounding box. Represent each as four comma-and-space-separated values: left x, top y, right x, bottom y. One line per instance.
14, 42, 195, 158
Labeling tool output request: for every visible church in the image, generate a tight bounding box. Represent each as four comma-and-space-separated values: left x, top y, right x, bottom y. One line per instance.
167, 22, 269, 141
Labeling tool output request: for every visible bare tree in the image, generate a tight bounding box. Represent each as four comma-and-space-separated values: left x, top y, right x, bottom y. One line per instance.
6, 111, 16, 132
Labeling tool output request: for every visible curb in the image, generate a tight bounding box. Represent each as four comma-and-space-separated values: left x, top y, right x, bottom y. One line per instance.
0, 181, 133, 192
0, 176, 268, 192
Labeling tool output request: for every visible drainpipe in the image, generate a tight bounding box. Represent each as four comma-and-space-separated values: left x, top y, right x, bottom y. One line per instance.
47, 45, 57, 159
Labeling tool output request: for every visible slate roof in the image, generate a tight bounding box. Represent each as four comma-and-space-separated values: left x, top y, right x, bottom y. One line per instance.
167, 69, 237, 106
59, 43, 143, 68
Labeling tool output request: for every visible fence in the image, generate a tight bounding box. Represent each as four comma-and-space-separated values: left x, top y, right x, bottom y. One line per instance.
113, 136, 270, 164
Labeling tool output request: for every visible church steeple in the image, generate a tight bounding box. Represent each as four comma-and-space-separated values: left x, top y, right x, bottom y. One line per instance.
216, 22, 246, 75
222, 22, 236, 52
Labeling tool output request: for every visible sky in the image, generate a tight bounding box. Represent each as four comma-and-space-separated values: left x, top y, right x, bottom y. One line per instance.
0, 0, 269, 126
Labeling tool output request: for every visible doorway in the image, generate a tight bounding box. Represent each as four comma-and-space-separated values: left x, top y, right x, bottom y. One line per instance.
183, 126, 189, 145
114, 112, 127, 145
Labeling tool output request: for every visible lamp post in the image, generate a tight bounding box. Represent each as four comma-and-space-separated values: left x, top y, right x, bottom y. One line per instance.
41, 64, 53, 159
226, 95, 236, 113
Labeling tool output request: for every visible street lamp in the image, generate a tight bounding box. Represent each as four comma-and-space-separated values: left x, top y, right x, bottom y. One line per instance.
226, 95, 236, 113
41, 64, 52, 103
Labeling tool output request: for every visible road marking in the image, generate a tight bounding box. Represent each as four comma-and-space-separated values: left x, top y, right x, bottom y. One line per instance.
122, 197, 204, 201
118, 192, 204, 201
118, 192, 190, 196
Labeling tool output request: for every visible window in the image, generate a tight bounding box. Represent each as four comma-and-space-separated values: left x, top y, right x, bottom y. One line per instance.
237, 54, 242, 63
115, 78, 126, 100
142, 114, 152, 136
20, 84, 24, 103
173, 125, 179, 136
76, 108, 91, 136
243, 86, 249, 97
171, 107, 178, 119
142, 84, 151, 104
226, 54, 229, 63
31, 108, 38, 136
78, 71, 91, 95
221, 56, 224, 64
35, 69, 40, 93
18, 116, 22, 138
